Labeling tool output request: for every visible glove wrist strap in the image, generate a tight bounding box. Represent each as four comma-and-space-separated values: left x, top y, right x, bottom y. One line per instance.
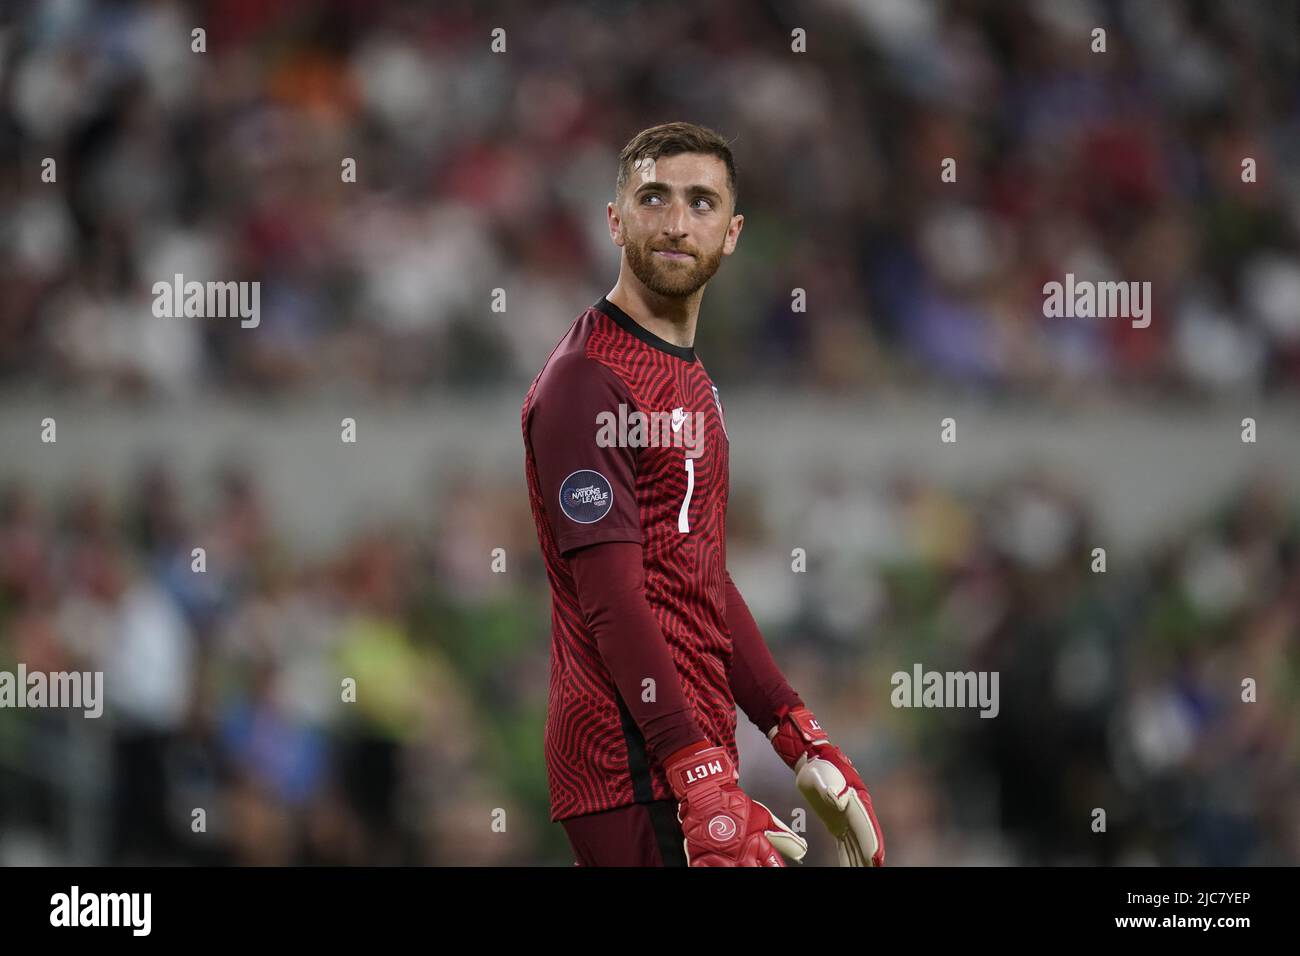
664, 742, 736, 800
768, 704, 831, 770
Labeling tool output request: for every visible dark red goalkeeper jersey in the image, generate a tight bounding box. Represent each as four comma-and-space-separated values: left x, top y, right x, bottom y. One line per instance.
522, 296, 736, 821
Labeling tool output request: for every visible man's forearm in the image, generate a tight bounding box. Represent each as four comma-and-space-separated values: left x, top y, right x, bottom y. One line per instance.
569, 541, 708, 761
724, 571, 804, 735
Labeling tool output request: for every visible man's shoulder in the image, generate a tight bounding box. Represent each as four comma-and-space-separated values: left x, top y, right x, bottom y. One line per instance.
532, 348, 630, 410
523, 306, 629, 415
532, 312, 627, 392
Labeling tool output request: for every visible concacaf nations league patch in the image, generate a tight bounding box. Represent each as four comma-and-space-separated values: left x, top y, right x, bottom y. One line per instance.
559, 469, 614, 524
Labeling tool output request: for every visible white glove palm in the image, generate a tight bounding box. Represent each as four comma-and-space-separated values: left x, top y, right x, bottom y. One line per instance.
770, 705, 886, 867
796, 754, 882, 867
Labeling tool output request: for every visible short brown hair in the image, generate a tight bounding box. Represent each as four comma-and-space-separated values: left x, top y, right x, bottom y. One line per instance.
615, 122, 738, 209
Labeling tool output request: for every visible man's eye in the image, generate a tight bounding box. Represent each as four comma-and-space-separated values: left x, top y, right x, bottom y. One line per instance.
642, 195, 712, 209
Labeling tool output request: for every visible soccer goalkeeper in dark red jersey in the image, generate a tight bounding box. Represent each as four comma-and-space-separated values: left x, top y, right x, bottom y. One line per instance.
521, 122, 885, 867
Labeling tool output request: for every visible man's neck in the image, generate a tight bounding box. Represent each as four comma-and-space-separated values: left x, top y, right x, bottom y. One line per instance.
606, 283, 700, 349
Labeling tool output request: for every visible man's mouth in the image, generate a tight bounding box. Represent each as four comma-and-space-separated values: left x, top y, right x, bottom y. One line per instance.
654, 249, 693, 260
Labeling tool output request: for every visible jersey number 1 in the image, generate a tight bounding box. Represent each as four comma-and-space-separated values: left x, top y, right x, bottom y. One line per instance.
678, 457, 695, 533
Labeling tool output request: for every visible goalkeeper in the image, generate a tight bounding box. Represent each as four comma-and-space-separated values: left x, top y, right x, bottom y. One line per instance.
521, 122, 884, 867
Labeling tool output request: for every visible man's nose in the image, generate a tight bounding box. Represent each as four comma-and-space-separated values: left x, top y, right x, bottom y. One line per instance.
662, 199, 690, 235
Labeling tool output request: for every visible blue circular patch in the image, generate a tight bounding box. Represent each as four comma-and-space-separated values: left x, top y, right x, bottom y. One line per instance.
559, 469, 614, 524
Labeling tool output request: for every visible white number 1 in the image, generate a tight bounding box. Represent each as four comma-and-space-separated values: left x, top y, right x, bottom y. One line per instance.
678, 457, 695, 533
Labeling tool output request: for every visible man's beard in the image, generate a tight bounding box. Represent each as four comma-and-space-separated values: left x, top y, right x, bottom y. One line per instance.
624, 238, 724, 298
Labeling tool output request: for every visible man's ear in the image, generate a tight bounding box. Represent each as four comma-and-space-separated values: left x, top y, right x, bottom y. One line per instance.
723, 213, 744, 255
607, 200, 625, 248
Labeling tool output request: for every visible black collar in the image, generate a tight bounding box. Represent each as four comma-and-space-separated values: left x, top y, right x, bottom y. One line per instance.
595, 296, 696, 362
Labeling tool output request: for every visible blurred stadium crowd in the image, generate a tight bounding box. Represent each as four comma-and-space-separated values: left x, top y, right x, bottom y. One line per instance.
0, 0, 1298, 399
0, 462, 1296, 865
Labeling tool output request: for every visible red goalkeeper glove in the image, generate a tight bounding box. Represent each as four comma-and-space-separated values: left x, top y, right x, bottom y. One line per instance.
768, 705, 885, 867
663, 740, 808, 867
